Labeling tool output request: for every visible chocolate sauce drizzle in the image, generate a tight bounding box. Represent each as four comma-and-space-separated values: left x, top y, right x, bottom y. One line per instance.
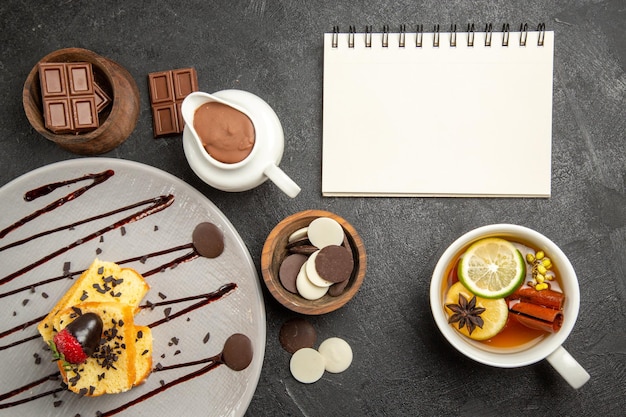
0, 169, 113, 239
0, 195, 173, 253
145, 283, 236, 328
0, 243, 196, 299
0, 194, 175, 286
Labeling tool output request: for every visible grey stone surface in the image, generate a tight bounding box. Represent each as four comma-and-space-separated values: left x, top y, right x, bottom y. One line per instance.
0, 0, 625, 415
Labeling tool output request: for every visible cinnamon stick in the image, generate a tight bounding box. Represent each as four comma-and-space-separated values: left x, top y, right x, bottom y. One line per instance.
510, 302, 563, 333
509, 287, 564, 310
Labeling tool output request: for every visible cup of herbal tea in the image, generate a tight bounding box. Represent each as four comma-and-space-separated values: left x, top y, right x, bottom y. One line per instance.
429, 224, 590, 389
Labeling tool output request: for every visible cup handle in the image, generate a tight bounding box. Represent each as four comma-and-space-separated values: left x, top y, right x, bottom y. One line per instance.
263, 163, 301, 198
545, 345, 590, 389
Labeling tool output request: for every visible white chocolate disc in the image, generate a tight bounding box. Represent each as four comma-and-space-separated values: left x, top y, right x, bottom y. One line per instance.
288, 227, 308, 243
296, 263, 329, 300
307, 217, 344, 249
318, 337, 353, 373
290, 348, 325, 383
305, 251, 334, 287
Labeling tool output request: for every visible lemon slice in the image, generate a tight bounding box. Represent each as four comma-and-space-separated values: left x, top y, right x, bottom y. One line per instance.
458, 237, 525, 299
444, 281, 508, 340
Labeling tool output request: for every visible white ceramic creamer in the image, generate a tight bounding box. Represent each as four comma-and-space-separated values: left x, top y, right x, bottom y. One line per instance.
181, 90, 301, 198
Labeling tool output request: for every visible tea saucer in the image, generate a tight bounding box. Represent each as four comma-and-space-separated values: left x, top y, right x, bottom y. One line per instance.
182, 89, 285, 192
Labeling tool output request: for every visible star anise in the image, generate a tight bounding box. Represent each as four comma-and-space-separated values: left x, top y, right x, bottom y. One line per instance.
446, 293, 486, 335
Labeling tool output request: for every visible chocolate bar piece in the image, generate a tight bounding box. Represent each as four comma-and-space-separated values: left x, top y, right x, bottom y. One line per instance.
148, 68, 198, 137
39, 62, 99, 134
93, 82, 111, 113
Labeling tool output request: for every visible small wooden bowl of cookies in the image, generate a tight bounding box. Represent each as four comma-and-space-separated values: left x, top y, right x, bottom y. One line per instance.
261, 210, 366, 315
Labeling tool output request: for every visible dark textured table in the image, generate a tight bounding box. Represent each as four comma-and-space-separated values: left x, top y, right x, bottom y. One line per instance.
1, 1, 625, 416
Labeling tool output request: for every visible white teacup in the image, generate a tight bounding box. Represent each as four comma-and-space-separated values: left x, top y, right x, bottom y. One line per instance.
181, 90, 301, 198
429, 224, 590, 389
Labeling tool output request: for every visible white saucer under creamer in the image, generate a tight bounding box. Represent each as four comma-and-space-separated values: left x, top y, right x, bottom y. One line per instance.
182, 89, 301, 197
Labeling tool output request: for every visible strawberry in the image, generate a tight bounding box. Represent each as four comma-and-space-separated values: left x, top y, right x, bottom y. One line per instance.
50, 312, 103, 367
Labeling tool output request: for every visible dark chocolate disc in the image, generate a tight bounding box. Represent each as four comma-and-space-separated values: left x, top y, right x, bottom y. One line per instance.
279, 318, 317, 354
314, 245, 354, 283
192, 222, 224, 258
328, 278, 350, 297
286, 236, 311, 249
279, 254, 308, 293
222, 333, 253, 371
288, 244, 319, 256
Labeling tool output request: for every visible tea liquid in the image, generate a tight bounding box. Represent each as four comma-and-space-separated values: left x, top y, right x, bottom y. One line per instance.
443, 240, 562, 349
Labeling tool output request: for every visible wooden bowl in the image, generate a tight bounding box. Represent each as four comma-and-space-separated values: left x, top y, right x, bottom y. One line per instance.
261, 210, 367, 315
22, 48, 140, 155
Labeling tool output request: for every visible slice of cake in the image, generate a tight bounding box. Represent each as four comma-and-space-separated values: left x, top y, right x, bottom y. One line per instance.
53, 302, 137, 396
38, 258, 149, 343
133, 325, 153, 386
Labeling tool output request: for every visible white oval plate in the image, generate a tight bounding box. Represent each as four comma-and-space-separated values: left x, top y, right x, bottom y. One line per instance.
0, 158, 265, 417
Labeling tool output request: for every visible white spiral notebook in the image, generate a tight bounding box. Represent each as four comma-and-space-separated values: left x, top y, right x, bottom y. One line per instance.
322, 24, 554, 197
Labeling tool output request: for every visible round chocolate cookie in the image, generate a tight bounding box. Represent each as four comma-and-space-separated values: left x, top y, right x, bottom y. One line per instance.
328, 278, 350, 297
222, 333, 253, 371
279, 318, 317, 354
279, 254, 308, 293
314, 245, 354, 283
192, 222, 225, 258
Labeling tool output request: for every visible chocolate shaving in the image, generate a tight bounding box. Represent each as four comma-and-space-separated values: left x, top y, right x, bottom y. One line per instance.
63, 261, 71, 276
68, 374, 81, 386
93, 283, 107, 294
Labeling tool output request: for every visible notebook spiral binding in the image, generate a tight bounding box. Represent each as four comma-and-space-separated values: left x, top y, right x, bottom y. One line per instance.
331, 23, 546, 48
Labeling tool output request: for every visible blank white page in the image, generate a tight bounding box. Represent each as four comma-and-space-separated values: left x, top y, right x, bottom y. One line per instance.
322, 29, 554, 197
